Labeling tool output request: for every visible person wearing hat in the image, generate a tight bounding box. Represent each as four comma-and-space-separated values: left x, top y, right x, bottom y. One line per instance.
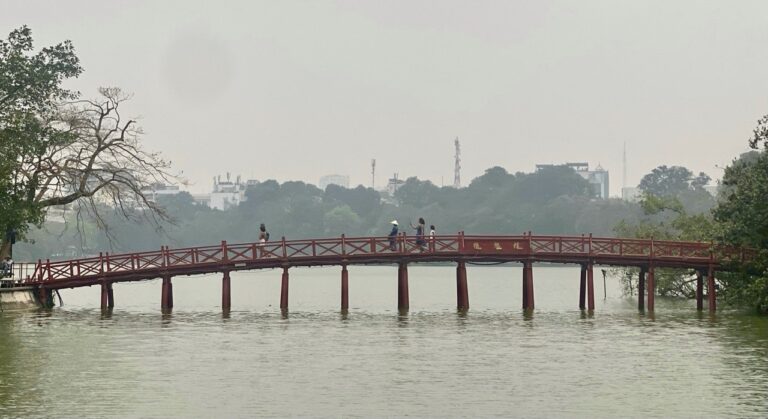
388, 220, 399, 251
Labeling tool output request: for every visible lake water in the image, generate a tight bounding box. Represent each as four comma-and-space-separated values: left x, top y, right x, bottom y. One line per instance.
1, 265, 767, 418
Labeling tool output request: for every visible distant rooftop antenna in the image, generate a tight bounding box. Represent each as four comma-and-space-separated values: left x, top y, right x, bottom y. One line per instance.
371, 158, 376, 189
453, 137, 461, 188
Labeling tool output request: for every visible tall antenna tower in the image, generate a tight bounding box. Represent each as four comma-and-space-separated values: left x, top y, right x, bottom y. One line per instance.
453, 137, 461, 188
371, 159, 376, 189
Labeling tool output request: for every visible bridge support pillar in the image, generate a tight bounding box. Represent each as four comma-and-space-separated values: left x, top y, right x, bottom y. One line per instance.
638, 268, 646, 311
161, 275, 173, 310
398, 262, 409, 311
456, 261, 469, 310
696, 270, 703, 311
579, 264, 587, 310
522, 261, 534, 310
37, 287, 54, 308
101, 282, 114, 310
586, 262, 595, 311
222, 271, 231, 311
280, 267, 289, 310
647, 266, 655, 312
707, 265, 716, 312
341, 265, 349, 311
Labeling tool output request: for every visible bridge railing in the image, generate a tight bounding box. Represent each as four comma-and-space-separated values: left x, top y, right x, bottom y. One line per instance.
25, 234, 754, 285
25, 234, 464, 283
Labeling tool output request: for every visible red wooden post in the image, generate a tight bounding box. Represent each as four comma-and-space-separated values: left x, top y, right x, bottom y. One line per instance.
101, 281, 109, 310
222, 270, 231, 311
638, 267, 646, 311
647, 265, 655, 312
696, 270, 703, 311
523, 261, 534, 310
522, 263, 529, 309
161, 275, 173, 310
579, 264, 587, 310
222, 240, 229, 262
456, 261, 469, 310
280, 266, 289, 310
707, 265, 716, 312
587, 262, 595, 311
107, 282, 114, 308
341, 234, 346, 255
398, 262, 409, 311
341, 265, 349, 311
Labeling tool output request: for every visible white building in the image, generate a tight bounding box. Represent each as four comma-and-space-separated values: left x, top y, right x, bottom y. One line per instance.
140, 183, 182, 202
319, 174, 350, 190
536, 162, 610, 199
210, 173, 248, 210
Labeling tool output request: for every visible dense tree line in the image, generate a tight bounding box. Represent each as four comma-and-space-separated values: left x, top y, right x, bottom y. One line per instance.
15, 165, 644, 260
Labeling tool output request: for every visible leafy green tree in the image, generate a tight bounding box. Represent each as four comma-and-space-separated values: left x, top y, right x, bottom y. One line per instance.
323, 205, 361, 236
1, 26, 82, 254
713, 139, 768, 312
1, 28, 174, 257
638, 165, 711, 196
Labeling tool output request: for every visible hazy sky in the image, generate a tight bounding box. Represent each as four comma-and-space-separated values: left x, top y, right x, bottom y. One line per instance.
3, 0, 768, 196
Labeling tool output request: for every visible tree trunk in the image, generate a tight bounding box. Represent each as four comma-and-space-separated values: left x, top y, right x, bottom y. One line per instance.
0, 241, 10, 259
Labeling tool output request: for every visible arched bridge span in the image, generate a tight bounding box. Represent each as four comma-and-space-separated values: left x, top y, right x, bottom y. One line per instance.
24, 233, 753, 313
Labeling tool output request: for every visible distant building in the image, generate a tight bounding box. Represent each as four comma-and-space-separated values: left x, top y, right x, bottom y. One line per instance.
319, 174, 350, 190
536, 162, 610, 199
191, 194, 211, 208
621, 186, 641, 202
210, 173, 247, 210
140, 183, 182, 202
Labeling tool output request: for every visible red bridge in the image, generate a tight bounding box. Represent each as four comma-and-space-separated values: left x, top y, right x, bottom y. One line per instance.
24, 233, 753, 313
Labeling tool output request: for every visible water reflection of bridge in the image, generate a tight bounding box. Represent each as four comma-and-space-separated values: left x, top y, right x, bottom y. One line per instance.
24, 233, 753, 313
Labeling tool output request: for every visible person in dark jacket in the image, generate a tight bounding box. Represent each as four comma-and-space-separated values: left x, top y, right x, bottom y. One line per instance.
410, 217, 426, 251
388, 220, 399, 251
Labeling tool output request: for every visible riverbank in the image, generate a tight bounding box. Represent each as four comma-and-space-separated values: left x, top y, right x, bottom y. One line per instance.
0, 287, 39, 311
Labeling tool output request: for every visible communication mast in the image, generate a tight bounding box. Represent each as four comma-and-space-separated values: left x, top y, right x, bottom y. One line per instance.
371, 159, 376, 189
453, 137, 461, 188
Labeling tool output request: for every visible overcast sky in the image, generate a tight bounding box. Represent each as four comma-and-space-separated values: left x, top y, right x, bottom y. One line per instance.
3, 0, 768, 196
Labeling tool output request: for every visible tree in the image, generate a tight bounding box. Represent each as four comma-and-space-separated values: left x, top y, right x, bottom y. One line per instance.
1, 27, 175, 255
1, 26, 82, 253
712, 143, 768, 312
638, 165, 711, 197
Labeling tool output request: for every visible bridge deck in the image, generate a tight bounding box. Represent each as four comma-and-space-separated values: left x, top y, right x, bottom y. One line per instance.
25, 233, 752, 290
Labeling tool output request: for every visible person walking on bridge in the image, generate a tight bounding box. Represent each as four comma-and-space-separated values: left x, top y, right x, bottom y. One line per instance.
388, 220, 399, 251
429, 225, 436, 252
410, 217, 426, 252
258, 223, 270, 257
258, 223, 270, 244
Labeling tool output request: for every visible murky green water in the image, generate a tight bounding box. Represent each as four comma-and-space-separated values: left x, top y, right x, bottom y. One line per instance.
1, 265, 767, 418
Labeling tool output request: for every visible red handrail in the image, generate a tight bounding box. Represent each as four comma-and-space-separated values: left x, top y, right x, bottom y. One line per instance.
23, 233, 752, 285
